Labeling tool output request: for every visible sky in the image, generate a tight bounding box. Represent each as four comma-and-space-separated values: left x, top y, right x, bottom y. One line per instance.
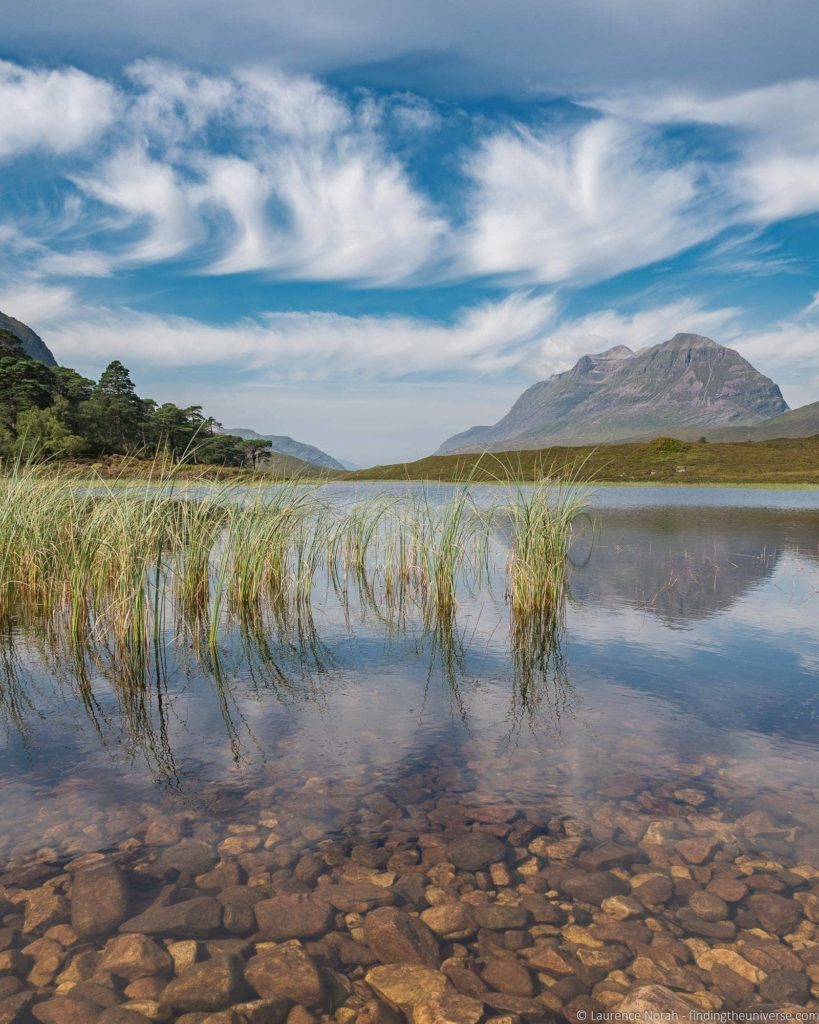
1, 1, 818, 466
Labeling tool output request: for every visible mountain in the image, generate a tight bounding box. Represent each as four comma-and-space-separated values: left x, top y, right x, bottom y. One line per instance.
437, 333, 789, 453
224, 428, 346, 471
0, 310, 57, 366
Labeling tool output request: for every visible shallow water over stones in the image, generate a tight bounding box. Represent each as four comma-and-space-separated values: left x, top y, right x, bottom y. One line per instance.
1, 492, 819, 1023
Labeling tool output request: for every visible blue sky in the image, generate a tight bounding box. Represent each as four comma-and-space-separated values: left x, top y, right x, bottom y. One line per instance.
1, 1, 818, 464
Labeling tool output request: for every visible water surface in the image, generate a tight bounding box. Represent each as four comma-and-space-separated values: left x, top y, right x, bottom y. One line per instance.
2, 485, 819, 1017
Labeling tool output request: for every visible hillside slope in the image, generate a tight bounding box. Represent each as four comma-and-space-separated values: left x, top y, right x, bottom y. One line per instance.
703, 400, 819, 441
0, 310, 57, 366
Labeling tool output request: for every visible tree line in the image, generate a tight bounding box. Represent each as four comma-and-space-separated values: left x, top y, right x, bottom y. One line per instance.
0, 330, 272, 467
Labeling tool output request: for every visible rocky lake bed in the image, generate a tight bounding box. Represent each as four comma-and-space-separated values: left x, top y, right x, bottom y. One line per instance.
4, 753, 819, 1024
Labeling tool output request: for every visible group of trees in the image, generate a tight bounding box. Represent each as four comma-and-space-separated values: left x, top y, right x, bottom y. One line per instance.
0, 332, 272, 467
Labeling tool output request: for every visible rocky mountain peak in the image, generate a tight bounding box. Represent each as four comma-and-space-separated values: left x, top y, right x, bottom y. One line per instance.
572, 344, 634, 379
666, 332, 723, 350
437, 332, 788, 454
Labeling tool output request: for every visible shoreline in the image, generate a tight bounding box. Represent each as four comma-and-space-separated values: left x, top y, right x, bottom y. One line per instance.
6, 470, 819, 490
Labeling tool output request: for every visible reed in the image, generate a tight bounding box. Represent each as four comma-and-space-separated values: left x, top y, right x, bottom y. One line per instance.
0, 461, 587, 688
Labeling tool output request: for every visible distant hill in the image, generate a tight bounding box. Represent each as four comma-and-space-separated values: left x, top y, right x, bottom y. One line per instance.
224, 427, 346, 471
259, 451, 336, 477
0, 310, 57, 366
700, 400, 819, 442
342, 435, 819, 486
437, 333, 789, 454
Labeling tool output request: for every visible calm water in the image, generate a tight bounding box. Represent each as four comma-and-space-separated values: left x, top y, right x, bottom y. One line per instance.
2, 485, 819, 1016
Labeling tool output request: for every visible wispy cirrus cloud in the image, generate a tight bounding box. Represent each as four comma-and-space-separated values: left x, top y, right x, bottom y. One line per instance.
74, 146, 205, 263
59, 61, 449, 283
592, 79, 819, 224
0, 280, 79, 325
461, 118, 722, 285
3, 58, 819, 292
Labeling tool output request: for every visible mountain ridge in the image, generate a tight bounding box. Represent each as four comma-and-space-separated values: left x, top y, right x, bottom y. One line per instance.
223, 427, 346, 471
437, 333, 790, 454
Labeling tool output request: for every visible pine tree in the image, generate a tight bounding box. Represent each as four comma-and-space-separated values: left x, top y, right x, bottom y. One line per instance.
88, 360, 148, 453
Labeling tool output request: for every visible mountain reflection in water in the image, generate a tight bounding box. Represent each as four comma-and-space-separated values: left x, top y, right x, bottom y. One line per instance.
570, 505, 819, 624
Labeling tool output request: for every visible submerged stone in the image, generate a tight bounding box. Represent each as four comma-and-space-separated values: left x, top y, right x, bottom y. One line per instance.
364, 964, 448, 1013
363, 907, 441, 968
420, 903, 477, 940
561, 871, 628, 905
748, 893, 802, 935
446, 834, 507, 872
244, 943, 324, 1008
617, 985, 695, 1019
119, 898, 222, 938
414, 990, 483, 1024
160, 955, 245, 1012
71, 863, 129, 940
0, 991, 35, 1024
157, 842, 218, 878
32, 998, 102, 1024
481, 957, 534, 997
99, 935, 174, 981
23, 889, 70, 935
254, 895, 333, 941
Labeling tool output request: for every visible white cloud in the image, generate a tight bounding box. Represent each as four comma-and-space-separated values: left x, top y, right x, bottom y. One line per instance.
232, 67, 351, 139
462, 119, 720, 284
52, 61, 448, 283
386, 94, 443, 133
74, 146, 204, 263
125, 60, 234, 144
211, 68, 447, 283
593, 79, 819, 224
42, 291, 558, 376
460, 78, 819, 286
3, 58, 819, 289
36, 250, 113, 278
0, 61, 118, 160
739, 154, 819, 223
201, 141, 446, 283
0, 281, 78, 325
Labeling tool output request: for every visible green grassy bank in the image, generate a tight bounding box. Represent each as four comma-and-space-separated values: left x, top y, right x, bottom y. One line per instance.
338, 435, 819, 486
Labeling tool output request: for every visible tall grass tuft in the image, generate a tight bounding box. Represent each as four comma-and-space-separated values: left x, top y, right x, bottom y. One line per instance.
0, 461, 588, 693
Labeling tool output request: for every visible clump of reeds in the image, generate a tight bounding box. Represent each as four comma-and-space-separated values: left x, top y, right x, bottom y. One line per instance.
505, 474, 587, 627
501, 470, 588, 709
0, 459, 589, 693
